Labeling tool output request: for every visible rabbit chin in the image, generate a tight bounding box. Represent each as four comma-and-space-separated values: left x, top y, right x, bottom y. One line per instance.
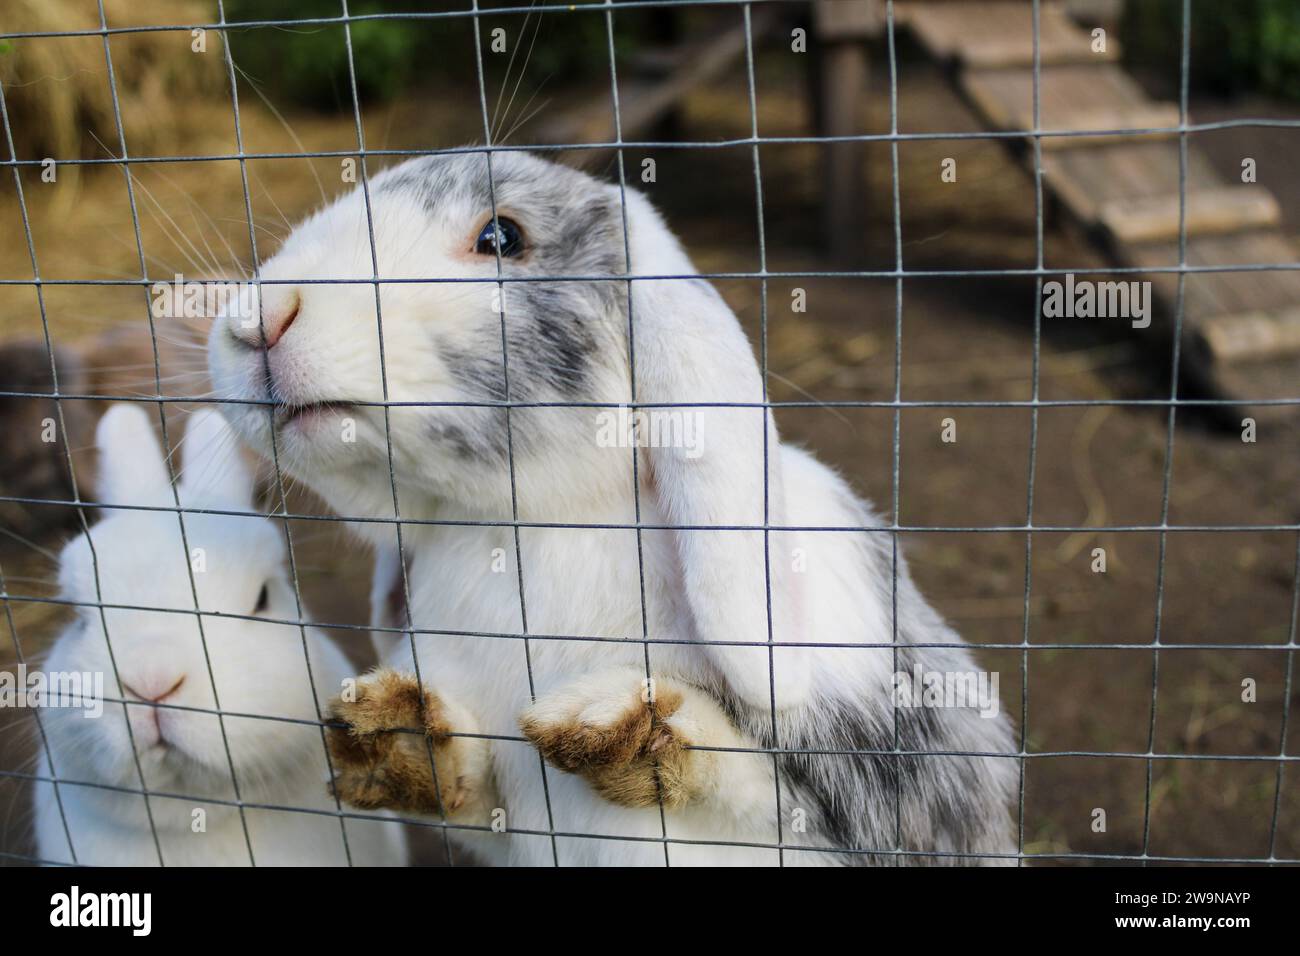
95, 720, 233, 793
213, 391, 468, 521
38, 729, 205, 823
211, 390, 360, 473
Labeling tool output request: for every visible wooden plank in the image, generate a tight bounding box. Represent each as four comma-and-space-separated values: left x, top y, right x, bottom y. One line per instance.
899, 0, 1116, 68
962, 65, 1179, 145
1042, 142, 1221, 224
1097, 187, 1281, 244
1197, 308, 1300, 363
1128, 233, 1300, 413
1128, 232, 1300, 323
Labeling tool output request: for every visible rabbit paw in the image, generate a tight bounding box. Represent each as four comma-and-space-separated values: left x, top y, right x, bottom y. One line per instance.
327, 668, 481, 816
520, 672, 702, 810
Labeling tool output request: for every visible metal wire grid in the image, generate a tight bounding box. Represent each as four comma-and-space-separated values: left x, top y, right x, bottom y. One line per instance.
0, 0, 1294, 867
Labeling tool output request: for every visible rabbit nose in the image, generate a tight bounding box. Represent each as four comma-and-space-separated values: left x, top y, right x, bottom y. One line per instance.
229, 288, 300, 349
121, 675, 186, 703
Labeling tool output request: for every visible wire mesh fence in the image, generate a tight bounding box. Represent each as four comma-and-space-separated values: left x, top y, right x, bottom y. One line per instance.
0, 0, 1297, 866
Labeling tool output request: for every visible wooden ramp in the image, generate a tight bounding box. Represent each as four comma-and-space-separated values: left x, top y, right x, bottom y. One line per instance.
897, 0, 1300, 419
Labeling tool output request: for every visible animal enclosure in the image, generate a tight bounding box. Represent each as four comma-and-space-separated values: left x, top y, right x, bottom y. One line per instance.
0, 0, 1297, 866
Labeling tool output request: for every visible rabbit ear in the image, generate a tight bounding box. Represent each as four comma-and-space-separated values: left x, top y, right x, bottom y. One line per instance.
95, 404, 171, 507
178, 408, 254, 509
623, 192, 812, 711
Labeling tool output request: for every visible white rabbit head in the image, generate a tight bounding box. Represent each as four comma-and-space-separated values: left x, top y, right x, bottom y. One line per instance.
207, 152, 800, 705
207, 152, 637, 522
44, 405, 337, 802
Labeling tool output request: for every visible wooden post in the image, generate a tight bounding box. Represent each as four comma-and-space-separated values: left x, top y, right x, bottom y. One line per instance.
813, 1, 880, 267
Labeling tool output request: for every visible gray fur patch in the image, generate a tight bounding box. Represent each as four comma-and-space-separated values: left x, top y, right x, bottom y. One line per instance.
373, 152, 632, 470
720, 506, 1016, 867
377, 152, 626, 404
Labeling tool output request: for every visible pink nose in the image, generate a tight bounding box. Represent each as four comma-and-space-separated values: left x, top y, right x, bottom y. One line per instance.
122, 674, 185, 749
121, 674, 186, 703
230, 288, 300, 349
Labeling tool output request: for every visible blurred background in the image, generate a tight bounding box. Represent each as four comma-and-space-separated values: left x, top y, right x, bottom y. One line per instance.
0, 0, 1297, 865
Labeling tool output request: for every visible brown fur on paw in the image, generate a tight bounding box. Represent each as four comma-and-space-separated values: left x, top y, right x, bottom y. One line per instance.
327, 668, 472, 815
520, 680, 695, 809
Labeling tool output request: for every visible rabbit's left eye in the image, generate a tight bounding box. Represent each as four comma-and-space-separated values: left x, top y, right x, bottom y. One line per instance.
252, 583, 270, 614
474, 217, 525, 258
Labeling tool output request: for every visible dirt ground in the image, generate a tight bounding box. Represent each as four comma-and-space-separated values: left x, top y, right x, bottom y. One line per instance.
0, 26, 1297, 865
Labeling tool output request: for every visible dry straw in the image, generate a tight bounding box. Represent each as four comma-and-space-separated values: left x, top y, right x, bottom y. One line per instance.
0, 0, 223, 206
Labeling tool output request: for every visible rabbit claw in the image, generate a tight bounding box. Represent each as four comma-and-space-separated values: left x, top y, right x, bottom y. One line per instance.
520, 673, 697, 810
327, 668, 473, 816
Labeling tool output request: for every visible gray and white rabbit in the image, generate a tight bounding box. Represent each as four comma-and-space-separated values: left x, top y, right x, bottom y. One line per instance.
207, 151, 1016, 865
33, 405, 408, 866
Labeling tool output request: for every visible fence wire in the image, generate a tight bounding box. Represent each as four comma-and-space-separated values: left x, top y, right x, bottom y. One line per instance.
0, 0, 1296, 867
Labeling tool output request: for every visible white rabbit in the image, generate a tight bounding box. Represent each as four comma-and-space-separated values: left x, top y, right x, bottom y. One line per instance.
33, 404, 408, 866
208, 151, 1016, 865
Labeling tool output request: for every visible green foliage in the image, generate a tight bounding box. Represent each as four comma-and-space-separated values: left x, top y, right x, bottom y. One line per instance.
223, 0, 442, 109
1123, 0, 1300, 101
520, 12, 637, 81
1256, 0, 1300, 100
221, 0, 646, 110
